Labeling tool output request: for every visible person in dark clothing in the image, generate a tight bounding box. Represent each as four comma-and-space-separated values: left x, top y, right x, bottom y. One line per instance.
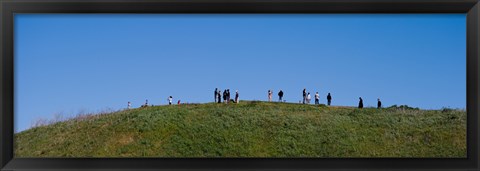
214, 88, 218, 102
327, 93, 332, 106
227, 89, 230, 103
377, 98, 382, 109
278, 90, 284, 102
235, 90, 239, 103
358, 97, 363, 109
217, 90, 222, 103
302, 88, 306, 104
223, 89, 227, 103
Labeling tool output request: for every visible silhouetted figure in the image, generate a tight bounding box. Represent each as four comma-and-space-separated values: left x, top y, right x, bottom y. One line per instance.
214, 88, 218, 102
141, 99, 149, 107
235, 90, 239, 103
315, 92, 320, 105
227, 89, 231, 103
306, 92, 311, 104
223, 89, 227, 103
278, 90, 284, 102
327, 93, 332, 106
217, 90, 222, 103
128, 101, 131, 109
168, 96, 173, 105
358, 97, 363, 109
377, 98, 382, 109
302, 88, 307, 104
268, 90, 272, 102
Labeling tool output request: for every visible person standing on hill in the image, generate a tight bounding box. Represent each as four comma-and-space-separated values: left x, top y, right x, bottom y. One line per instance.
235, 90, 239, 103
358, 97, 363, 108
268, 90, 272, 102
217, 90, 222, 103
225, 89, 229, 104
214, 88, 218, 102
327, 93, 332, 106
302, 88, 307, 104
377, 98, 382, 109
278, 90, 284, 102
227, 89, 231, 103
306, 92, 311, 104
315, 92, 320, 105
168, 96, 173, 105
223, 89, 227, 103
127, 101, 131, 109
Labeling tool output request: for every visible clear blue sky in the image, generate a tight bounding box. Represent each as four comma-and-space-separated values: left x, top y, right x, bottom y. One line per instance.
14, 14, 466, 132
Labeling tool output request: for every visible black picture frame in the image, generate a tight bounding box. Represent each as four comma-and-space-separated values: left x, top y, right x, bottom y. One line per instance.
1, 0, 479, 170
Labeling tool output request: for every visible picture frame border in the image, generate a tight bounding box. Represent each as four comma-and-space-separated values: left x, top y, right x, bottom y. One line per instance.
1, 0, 479, 170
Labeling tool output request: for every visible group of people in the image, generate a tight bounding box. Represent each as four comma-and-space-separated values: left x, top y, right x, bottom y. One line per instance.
279, 88, 382, 109
358, 97, 382, 109
213, 88, 382, 109
168, 96, 181, 105
128, 96, 180, 109
127, 88, 383, 109
299, 88, 382, 109
214, 88, 239, 104
301, 89, 332, 106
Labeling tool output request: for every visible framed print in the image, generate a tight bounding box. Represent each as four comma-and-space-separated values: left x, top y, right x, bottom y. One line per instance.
1, 0, 479, 170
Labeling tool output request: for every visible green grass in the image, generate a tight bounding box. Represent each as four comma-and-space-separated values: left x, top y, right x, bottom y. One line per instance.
14, 101, 466, 158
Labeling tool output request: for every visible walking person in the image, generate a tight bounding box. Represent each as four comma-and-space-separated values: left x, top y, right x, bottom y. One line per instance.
217, 90, 222, 103
306, 92, 311, 104
315, 92, 320, 105
235, 90, 239, 103
278, 90, 284, 102
302, 88, 306, 104
168, 96, 173, 105
377, 98, 382, 109
327, 93, 332, 106
214, 88, 218, 102
268, 90, 272, 102
127, 101, 131, 109
358, 97, 363, 109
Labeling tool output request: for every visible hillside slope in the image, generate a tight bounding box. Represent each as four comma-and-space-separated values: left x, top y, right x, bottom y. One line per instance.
15, 101, 466, 157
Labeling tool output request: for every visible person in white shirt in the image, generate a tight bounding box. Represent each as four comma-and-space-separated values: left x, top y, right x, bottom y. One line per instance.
168, 96, 173, 105
315, 92, 320, 105
127, 101, 131, 109
268, 90, 272, 102
306, 92, 311, 104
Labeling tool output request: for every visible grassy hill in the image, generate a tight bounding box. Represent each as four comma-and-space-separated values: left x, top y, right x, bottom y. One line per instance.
15, 101, 466, 158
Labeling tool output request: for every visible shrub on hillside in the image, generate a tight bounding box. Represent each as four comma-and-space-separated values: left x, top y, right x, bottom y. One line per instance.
387, 104, 420, 110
